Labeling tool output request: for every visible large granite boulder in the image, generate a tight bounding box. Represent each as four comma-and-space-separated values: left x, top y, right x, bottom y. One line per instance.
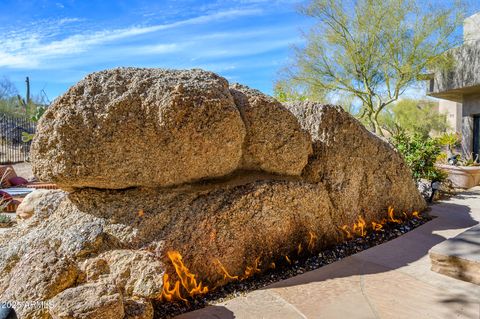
31, 68, 247, 190
285, 102, 426, 223
1, 69, 426, 318
32, 68, 312, 191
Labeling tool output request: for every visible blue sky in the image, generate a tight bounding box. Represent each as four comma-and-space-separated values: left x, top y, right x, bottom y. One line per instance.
0, 0, 479, 102
0, 0, 311, 101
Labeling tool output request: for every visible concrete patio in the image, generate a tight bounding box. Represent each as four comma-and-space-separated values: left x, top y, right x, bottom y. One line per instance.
177, 189, 480, 319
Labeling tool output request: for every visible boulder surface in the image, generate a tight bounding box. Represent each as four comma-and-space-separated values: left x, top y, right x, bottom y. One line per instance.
229, 83, 312, 175
32, 68, 313, 191
285, 102, 426, 224
0, 69, 427, 318
31, 68, 247, 190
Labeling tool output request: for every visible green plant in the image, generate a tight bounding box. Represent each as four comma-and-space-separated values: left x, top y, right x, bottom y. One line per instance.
380, 99, 449, 137
457, 153, 480, 166
437, 132, 460, 148
437, 152, 448, 164
391, 131, 446, 182
282, 0, 464, 135
0, 77, 48, 118
0, 214, 11, 224
437, 132, 460, 156
273, 80, 323, 103
21, 105, 46, 142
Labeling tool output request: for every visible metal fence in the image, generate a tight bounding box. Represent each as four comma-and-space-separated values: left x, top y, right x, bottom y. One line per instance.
0, 113, 35, 164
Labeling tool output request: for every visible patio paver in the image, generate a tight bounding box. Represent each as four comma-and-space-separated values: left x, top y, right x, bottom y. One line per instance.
176, 188, 480, 319
430, 224, 480, 285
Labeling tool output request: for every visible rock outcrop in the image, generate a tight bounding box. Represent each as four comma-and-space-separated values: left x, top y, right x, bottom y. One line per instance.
31, 68, 312, 191
0, 68, 426, 319
285, 102, 426, 223
31, 68, 247, 190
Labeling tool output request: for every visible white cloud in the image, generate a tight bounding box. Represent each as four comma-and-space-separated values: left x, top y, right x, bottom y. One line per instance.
0, 8, 262, 69
185, 37, 301, 60
58, 17, 83, 25
0, 52, 36, 68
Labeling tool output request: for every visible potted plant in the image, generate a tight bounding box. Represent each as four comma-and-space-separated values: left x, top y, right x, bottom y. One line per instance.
436, 133, 480, 189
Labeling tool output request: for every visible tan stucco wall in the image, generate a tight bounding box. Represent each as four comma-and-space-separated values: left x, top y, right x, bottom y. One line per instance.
438, 99, 462, 133
461, 93, 480, 155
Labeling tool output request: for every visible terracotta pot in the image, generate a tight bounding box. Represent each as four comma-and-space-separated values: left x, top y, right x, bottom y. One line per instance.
436, 164, 480, 189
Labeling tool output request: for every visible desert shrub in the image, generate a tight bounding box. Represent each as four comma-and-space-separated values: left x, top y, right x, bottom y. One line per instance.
391, 131, 446, 183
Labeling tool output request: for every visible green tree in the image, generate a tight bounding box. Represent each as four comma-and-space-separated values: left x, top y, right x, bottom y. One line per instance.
273, 79, 326, 103
380, 99, 449, 137
282, 0, 463, 135
274, 79, 358, 114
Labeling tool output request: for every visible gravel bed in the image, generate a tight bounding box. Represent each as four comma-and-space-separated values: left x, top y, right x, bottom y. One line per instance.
154, 212, 432, 318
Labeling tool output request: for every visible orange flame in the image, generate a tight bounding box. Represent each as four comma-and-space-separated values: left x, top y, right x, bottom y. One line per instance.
308, 231, 318, 251
371, 221, 383, 231
412, 211, 421, 219
161, 273, 186, 302
353, 216, 367, 237
338, 207, 422, 241
285, 255, 292, 264
297, 243, 303, 255
160, 251, 208, 302
340, 225, 352, 239
388, 207, 402, 224
215, 259, 239, 281
270, 262, 276, 269
243, 256, 261, 279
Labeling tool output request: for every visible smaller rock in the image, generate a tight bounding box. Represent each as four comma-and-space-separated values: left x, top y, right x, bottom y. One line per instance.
16, 190, 66, 222
0, 246, 78, 319
81, 250, 165, 299
49, 282, 124, 319
1, 246, 78, 301
16, 190, 52, 220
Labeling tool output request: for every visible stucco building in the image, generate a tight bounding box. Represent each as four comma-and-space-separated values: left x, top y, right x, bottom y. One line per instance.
428, 13, 480, 157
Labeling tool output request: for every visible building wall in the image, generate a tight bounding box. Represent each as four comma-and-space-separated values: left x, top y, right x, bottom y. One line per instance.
428, 13, 480, 157
461, 93, 480, 155
430, 41, 480, 97
438, 100, 462, 133
464, 13, 480, 42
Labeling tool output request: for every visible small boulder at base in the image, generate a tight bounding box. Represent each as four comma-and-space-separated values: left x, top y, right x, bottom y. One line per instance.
16, 189, 52, 220
49, 282, 124, 319
31, 68, 247, 190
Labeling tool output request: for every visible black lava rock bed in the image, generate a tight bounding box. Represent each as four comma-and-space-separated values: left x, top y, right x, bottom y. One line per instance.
154, 211, 432, 318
